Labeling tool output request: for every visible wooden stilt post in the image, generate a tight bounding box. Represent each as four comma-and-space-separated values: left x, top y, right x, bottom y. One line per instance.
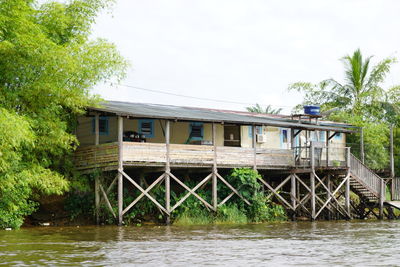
379, 178, 385, 219
345, 147, 351, 219
252, 125, 257, 170
310, 172, 316, 220
94, 114, 100, 225
345, 175, 350, 219
390, 125, 395, 201
212, 122, 218, 211
117, 116, 123, 226
360, 127, 365, 164
291, 174, 296, 220
326, 174, 331, 220
310, 142, 316, 220
165, 120, 171, 224
326, 131, 329, 167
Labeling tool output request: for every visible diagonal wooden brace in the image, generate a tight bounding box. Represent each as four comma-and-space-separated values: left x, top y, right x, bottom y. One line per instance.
99, 183, 116, 219
315, 174, 351, 218
216, 172, 251, 205
120, 170, 169, 215
265, 175, 292, 200
123, 173, 165, 215
168, 172, 215, 211
258, 175, 294, 210
170, 173, 213, 212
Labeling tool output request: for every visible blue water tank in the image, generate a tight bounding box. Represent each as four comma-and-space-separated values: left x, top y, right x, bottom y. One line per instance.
303, 105, 320, 115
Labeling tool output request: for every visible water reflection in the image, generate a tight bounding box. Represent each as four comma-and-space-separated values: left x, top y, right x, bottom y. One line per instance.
0, 221, 399, 266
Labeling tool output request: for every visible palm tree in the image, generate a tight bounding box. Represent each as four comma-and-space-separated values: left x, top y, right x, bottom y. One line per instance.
289, 49, 397, 118
246, 104, 282, 114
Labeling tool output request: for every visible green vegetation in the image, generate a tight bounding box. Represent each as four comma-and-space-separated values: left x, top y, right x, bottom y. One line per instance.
0, 0, 127, 229
289, 49, 400, 170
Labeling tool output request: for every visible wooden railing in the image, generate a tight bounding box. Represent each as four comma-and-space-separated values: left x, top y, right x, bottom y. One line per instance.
293, 145, 348, 168
74, 142, 119, 171
123, 142, 294, 168
350, 153, 381, 197
393, 178, 400, 201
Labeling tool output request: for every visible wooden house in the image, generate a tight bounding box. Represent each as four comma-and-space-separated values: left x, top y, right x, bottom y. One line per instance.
74, 101, 395, 224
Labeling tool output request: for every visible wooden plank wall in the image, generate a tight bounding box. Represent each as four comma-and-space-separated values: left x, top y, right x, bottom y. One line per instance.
74, 143, 119, 170
393, 177, 400, 201
123, 142, 294, 168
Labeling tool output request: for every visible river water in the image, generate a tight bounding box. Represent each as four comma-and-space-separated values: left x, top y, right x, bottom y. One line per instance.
1, 221, 399, 266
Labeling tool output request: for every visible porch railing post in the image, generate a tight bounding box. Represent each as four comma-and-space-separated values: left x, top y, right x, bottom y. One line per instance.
117, 116, 123, 226
165, 120, 171, 224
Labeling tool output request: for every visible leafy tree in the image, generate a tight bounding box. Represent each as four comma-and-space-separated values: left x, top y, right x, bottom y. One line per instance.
0, 0, 127, 228
289, 49, 399, 170
246, 103, 282, 114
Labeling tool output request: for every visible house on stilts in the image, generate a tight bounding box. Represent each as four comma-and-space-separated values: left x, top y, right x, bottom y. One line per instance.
74, 101, 400, 224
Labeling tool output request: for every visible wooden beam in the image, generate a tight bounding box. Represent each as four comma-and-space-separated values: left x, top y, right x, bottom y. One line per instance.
117, 116, 123, 226
390, 125, 395, 178
171, 173, 212, 211
326, 131, 329, 167
259, 175, 293, 210
291, 174, 296, 220
345, 173, 351, 219
121, 170, 169, 214
328, 132, 337, 140
168, 172, 214, 210
379, 178, 385, 219
165, 120, 171, 224
99, 184, 117, 219
212, 122, 217, 210
216, 172, 251, 205
122, 173, 165, 215
310, 172, 316, 220
252, 125, 257, 170
94, 114, 100, 224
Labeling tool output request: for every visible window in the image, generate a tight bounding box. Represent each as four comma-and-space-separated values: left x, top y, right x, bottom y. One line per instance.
335, 132, 342, 140
139, 119, 154, 138
319, 131, 326, 141
281, 129, 288, 143
92, 116, 109, 135
189, 122, 204, 140
248, 126, 263, 138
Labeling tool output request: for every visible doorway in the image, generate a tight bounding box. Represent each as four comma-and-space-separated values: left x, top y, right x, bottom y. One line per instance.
224, 125, 241, 147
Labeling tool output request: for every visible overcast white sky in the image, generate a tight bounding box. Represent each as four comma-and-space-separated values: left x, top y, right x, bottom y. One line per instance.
91, 0, 400, 114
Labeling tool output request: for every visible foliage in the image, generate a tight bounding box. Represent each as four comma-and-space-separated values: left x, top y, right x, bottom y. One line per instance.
289, 49, 399, 170
0, 0, 127, 228
246, 104, 282, 115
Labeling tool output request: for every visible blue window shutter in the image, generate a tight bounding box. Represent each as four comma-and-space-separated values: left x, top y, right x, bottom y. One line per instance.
189, 122, 204, 141
139, 119, 154, 138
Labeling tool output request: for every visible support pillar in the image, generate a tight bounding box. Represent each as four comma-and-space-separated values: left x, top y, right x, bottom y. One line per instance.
290, 174, 296, 220
345, 176, 350, 219
117, 116, 123, 226
310, 142, 316, 220
212, 122, 218, 210
326, 174, 331, 220
252, 125, 257, 170
310, 172, 316, 220
165, 120, 171, 224
94, 114, 100, 224
379, 178, 385, 219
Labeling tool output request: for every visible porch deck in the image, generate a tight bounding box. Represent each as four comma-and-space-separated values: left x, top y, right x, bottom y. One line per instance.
74, 142, 295, 171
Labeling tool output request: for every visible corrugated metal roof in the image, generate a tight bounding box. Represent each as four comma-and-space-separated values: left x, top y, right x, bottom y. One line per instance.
88, 101, 357, 133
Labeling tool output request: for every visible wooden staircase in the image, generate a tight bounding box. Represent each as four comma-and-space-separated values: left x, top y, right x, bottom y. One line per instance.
349, 154, 382, 204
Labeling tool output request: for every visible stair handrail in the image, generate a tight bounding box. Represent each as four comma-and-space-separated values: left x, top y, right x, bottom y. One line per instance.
350, 153, 382, 197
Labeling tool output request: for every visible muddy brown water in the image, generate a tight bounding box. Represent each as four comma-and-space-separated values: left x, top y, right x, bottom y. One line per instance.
1, 221, 399, 266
